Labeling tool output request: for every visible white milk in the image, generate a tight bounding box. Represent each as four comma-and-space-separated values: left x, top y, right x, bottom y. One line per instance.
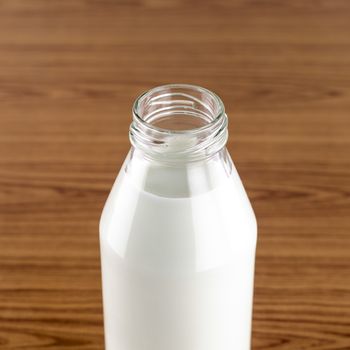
100, 149, 257, 350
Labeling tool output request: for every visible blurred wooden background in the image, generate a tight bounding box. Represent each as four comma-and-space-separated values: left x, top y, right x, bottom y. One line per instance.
0, 1, 349, 349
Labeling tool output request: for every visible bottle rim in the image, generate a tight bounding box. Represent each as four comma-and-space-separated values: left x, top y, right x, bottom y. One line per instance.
132, 84, 225, 135
130, 84, 228, 162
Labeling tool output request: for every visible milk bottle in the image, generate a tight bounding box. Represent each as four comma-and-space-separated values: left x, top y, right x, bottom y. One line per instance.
100, 84, 257, 350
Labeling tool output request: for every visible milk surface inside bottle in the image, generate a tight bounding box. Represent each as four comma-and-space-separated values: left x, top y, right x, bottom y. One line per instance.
100, 84, 257, 350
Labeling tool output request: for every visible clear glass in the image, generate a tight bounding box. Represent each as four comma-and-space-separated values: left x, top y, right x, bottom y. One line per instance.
130, 84, 228, 163
100, 84, 257, 350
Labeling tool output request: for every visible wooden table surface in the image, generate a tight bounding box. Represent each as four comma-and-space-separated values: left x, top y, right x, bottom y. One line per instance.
1, 1, 349, 349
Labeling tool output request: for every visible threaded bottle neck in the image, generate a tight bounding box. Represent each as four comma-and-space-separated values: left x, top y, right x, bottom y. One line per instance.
130, 84, 228, 163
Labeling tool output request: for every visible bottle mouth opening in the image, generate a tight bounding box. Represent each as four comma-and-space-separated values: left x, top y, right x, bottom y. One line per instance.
130, 84, 228, 162
132, 84, 225, 134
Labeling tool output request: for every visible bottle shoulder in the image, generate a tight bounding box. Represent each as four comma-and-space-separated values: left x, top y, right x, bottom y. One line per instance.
100, 149, 257, 235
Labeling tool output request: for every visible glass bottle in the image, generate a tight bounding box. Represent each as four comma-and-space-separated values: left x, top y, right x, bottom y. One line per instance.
100, 84, 257, 350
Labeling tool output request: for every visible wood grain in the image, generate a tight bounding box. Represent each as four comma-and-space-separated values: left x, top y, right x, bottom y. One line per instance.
0, 0, 349, 349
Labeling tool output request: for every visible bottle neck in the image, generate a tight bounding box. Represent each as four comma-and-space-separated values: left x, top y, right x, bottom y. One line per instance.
125, 147, 233, 198
129, 84, 228, 164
